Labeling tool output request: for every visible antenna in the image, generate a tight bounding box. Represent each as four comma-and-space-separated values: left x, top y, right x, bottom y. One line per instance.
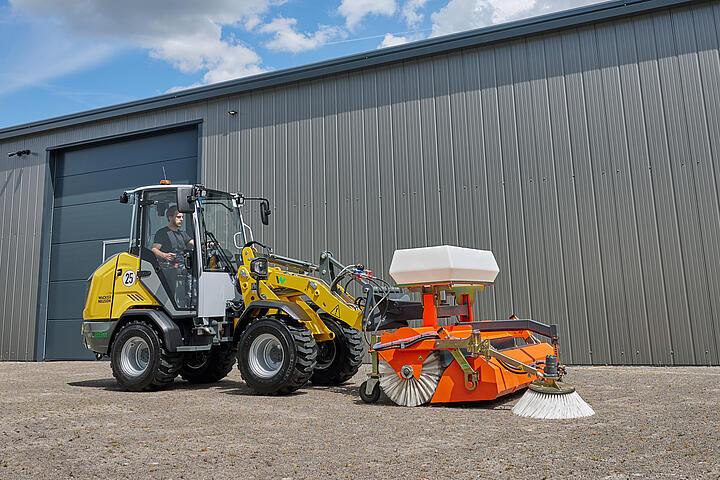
162, 165, 167, 181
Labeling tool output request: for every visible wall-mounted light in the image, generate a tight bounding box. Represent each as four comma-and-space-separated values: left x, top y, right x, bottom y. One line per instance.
8, 149, 31, 158
228, 110, 238, 116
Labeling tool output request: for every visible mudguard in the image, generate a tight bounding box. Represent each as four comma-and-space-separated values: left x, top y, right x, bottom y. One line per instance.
240, 300, 311, 322
233, 300, 313, 341
117, 309, 184, 352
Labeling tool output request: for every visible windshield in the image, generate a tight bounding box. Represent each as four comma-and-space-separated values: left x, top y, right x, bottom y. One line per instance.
197, 190, 246, 271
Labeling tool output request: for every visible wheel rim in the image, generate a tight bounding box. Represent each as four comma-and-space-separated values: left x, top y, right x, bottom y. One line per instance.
315, 340, 337, 370
120, 336, 150, 378
248, 333, 285, 379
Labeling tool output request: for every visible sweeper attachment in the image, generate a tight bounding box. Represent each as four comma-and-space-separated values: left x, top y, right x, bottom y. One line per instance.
359, 245, 594, 419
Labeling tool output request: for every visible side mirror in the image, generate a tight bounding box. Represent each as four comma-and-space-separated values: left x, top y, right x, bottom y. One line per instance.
177, 186, 194, 214
119, 192, 129, 204
260, 200, 271, 226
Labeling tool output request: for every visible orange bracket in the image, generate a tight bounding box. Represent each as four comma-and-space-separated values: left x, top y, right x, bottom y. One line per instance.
458, 293, 474, 323
422, 293, 437, 327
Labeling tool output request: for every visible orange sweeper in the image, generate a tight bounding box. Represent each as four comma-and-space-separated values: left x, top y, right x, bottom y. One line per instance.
358, 246, 593, 418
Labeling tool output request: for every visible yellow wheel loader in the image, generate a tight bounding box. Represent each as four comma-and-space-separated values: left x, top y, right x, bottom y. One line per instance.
82, 183, 376, 393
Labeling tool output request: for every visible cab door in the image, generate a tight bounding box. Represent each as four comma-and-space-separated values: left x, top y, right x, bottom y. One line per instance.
137, 189, 198, 312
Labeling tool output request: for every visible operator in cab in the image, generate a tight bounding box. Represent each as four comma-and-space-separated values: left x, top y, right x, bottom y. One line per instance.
152, 206, 194, 266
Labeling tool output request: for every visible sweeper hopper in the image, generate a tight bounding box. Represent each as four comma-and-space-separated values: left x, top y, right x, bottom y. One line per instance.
360, 246, 593, 418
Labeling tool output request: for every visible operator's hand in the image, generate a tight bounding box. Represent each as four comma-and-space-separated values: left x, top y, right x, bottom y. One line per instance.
163, 252, 176, 261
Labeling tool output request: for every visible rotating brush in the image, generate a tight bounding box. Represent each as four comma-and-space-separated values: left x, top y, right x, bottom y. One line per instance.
512, 355, 595, 420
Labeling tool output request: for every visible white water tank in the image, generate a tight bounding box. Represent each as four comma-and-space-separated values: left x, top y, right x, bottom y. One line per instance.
388, 245, 499, 286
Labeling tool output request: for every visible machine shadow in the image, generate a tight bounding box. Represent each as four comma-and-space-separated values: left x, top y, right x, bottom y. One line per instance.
66, 378, 285, 396
66, 377, 523, 408
310, 383, 526, 409
435, 389, 525, 411
307, 383, 398, 406
67, 378, 126, 391
221, 383, 307, 397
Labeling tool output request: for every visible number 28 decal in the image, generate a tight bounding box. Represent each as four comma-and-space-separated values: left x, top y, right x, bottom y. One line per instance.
122, 270, 136, 287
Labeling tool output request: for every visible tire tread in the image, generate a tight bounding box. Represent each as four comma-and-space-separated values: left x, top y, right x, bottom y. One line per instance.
311, 316, 364, 386
237, 317, 317, 395
110, 320, 182, 391
180, 346, 236, 384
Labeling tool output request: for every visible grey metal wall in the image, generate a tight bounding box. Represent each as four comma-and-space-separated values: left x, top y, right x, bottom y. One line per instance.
1, 0, 719, 364
205, 1, 720, 366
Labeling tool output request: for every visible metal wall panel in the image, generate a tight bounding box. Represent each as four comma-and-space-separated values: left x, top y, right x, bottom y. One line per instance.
2, 1, 720, 364
213, 1, 719, 365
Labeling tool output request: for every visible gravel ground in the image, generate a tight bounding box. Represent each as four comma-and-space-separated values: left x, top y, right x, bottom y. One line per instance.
1, 362, 718, 479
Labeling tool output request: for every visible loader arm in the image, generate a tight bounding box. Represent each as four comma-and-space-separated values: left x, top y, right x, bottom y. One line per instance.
237, 247, 365, 340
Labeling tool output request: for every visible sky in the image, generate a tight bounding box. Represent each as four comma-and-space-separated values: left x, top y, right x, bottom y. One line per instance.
0, 0, 601, 129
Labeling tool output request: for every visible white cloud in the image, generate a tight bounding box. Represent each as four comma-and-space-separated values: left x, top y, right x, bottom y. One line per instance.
401, 0, 428, 28
260, 17, 345, 53
338, 0, 396, 29
431, 0, 494, 36
492, 0, 537, 23
431, 0, 600, 37
378, 33, 411, 48
9, 0, 276, 89
244, 14, 264, 31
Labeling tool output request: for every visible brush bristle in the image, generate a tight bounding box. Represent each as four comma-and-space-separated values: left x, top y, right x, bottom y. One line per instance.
512, 389, 595, 419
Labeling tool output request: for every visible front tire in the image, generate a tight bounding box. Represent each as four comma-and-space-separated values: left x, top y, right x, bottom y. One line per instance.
359, 380, 381, 403
311, 315, 364, 386
110, 320, 182, 391
237, 317, 317, 395
180, 345, 237, 384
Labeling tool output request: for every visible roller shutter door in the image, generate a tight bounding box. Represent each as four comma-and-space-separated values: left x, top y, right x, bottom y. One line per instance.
45, 127, 198, 359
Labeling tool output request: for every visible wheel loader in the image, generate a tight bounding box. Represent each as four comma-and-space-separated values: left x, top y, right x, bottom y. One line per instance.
82, 182, 584, 412
82, 182, 373, 393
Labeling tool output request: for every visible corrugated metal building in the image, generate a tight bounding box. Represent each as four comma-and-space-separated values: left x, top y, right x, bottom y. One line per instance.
1, 0, 719, 365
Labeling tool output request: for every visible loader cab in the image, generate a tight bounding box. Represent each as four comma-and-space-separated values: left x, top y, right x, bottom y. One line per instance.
131, 187, 199, 312
128, 184, 250, 318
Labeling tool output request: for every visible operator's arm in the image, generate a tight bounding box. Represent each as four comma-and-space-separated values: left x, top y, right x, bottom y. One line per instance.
152, 242, 174, 261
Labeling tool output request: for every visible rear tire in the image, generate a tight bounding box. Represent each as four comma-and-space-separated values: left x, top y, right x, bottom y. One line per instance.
237, 317, 317, 395
110, 320, 182, 391
311, 315, 364, 386
180, 345, 236, 384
